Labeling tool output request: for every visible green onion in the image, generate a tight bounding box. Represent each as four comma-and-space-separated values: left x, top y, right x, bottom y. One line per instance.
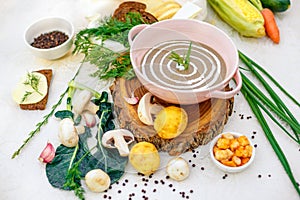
239, 51, 300, 141
241, 73, 300, 142
239, 51, 300, 107
241, 84, 300, 196
239, 52, 300, 196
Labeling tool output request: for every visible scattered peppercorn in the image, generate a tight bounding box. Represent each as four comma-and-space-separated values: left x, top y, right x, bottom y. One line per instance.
31, 30, 69, 49
258, 174, 262, 178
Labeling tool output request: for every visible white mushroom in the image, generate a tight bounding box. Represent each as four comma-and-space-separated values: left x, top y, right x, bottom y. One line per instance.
73, 90, 98, 115
85, 169, 111, 193
102, 129, 134, 156
166, 157, 190, 181
58, 118, 79, 147
137, 92, 164, 125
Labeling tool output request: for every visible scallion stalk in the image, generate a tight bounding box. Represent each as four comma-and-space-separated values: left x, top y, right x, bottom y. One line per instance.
240, 75, 300, 144
241, 73, 300, 137
241, 84, 300, 196
239, 52, 300, 196
239, 51, 300, 139
239, 51, 300, 107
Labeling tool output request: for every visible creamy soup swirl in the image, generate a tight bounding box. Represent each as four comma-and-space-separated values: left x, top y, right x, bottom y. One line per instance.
141, 40, 226, 91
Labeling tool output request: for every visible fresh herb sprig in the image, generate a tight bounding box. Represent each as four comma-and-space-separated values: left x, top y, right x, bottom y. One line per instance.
169, 41, 192, 70
21, 72, 43, 103
73, 13, 149, 80
24, 72, 42, 94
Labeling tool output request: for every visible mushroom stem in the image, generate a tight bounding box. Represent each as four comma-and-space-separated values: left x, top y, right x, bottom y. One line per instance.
102, 129, 134, 157
114, 136, 130, 156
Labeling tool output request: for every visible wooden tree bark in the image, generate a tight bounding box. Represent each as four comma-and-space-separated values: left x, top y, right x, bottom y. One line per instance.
110, 78, 234, 156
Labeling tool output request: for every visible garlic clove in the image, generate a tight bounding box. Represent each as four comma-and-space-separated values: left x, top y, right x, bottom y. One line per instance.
82, 111, 97, 127
123, 92, 139, 105
39, 142, 55, 163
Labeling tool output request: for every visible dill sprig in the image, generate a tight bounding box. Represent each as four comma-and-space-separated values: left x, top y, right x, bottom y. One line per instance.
21, 72, 43, 102
73, 12, 150, 80
21, 91, 33, 103
169, 41, 192, 70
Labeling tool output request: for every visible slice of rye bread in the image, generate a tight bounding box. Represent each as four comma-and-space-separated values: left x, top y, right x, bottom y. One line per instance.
113, 1, 158, 23
19, 69, 53, 110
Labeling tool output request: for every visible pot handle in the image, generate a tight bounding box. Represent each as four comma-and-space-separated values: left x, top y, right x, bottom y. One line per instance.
208, 70, 242, 99
128, 24, 149, 46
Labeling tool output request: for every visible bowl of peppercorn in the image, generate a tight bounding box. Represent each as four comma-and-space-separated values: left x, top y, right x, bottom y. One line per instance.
24, 17, 74, 60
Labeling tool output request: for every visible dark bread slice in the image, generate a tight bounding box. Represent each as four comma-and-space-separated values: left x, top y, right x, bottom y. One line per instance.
113, 1, 158, 23
117, 1, 147, 10
19, 69, 53, 110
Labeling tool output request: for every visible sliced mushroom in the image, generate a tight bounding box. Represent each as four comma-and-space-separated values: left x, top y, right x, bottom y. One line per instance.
73, 90, 98, 115
102, 129, 135, 157
137, 92, 164, 125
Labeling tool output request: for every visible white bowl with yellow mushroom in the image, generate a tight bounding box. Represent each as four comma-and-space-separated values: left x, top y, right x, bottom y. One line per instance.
209, 132, 255, 173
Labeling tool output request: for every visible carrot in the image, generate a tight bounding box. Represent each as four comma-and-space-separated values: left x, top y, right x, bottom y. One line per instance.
261, 8, 280, 44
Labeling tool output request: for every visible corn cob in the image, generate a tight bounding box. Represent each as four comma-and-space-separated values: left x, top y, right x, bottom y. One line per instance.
208, 0, 266, 37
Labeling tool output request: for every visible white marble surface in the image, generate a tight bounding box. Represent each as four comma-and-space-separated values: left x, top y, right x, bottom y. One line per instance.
0, 0, 299, 200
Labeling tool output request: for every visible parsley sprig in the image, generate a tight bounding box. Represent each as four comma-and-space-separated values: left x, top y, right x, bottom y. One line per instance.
169, 41, 192, 70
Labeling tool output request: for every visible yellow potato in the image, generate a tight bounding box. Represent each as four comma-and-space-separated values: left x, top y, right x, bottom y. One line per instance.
129, 142, 160, 175
154, 106, 188, 139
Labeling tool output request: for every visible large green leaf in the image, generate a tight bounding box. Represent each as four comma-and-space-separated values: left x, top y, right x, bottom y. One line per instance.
46, 92, 127, 191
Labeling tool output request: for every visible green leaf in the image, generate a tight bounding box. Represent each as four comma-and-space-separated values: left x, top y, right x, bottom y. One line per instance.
54, 110, 74, 120
46, 144, 76, 190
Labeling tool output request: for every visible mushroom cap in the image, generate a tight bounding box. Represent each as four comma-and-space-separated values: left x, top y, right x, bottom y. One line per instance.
102, 129, 134, 148
137, 92, 155, 125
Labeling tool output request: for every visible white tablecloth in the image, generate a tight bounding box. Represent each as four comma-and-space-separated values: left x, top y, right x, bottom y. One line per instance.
0, 0, 299, 200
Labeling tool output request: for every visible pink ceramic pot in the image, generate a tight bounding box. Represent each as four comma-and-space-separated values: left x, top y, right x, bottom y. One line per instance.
129, 19, 241, 104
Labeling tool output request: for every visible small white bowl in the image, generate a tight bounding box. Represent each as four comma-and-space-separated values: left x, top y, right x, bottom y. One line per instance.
24, 17, 74, 60
209, 132, 255, 173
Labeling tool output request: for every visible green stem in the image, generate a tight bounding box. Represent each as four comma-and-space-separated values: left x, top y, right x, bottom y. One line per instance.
69, 80, 101, 99
239, 51, 300, 108
11, 86, 69, 159
184, 41, 192, 70
241, 79, 300, 144
241, 85, 300, 196
68, 144, 79, 170
97, 111, 108, 172
241, 72, 300, 135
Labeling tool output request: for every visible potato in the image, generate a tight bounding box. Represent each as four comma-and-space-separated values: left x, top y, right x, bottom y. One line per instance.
154, 106, 188, 139
129, 142, 160, 175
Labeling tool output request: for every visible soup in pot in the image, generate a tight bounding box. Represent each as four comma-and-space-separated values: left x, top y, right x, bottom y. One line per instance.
141, 40, 227, 91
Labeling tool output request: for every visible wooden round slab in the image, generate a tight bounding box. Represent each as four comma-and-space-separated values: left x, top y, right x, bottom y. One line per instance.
110, 78, 234, 156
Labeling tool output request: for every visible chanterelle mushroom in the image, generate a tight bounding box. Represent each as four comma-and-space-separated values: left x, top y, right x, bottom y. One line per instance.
102, 129, 134, 156
137, 92, 163, 125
